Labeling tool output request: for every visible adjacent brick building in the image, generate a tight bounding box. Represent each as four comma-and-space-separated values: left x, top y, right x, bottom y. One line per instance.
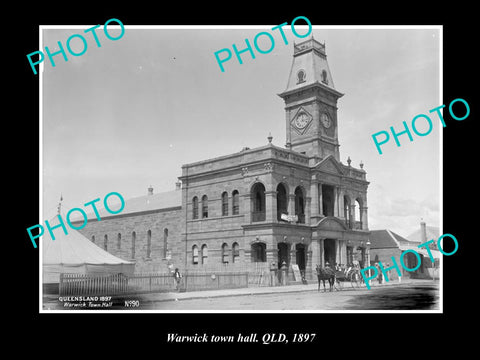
369, 228, 440, 280
75, 37, 372, 279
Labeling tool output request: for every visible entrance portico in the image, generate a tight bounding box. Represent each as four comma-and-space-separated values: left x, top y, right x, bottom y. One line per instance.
310, 216, 370, 273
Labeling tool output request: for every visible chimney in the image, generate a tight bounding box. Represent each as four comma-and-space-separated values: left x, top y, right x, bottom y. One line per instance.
420, 220, 427, 243
147, 185, 154, 195
175, 181, 181, 190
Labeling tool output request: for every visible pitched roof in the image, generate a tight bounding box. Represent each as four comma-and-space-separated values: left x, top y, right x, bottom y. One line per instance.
117, 190, 182, 216
369, 229, 420, 249
369, 230, 397, 249
282, 37, 338, 93
70, 190, 182, 222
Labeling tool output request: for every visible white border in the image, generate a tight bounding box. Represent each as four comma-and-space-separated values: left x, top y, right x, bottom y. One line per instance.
39, 24, 443, 314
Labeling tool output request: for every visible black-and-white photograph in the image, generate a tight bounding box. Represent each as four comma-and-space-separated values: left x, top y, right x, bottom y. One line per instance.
38, 25, 443, 312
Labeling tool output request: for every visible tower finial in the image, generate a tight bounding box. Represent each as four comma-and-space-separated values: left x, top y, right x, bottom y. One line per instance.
267, 132, 273, 144
57, 193, 63, 214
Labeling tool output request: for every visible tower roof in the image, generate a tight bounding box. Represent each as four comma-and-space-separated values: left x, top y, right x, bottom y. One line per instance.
281, 36, 339, 96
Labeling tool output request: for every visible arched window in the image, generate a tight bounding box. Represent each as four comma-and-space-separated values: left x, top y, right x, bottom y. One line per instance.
192, 245, 199, 265
221, 192, 229, 216
322, 184, 335, 217
251, 243, 266, 262
354, 199, 362, 229
117, 233, 121, 250
277, 183, 288, 221
222, 243, 230, 264
321, 70, 328, 84
294, 186, 305, 224
232, 242, 240, 263
104, 234, 108, 251
201, 244, 208, 264
146, 230, 152, 258
232, 190, 239, 215
131, 231, 136, 259
163, 228, 168, 258
297, 69, 306, 84
251, 182, 266, 222
202, 195, 208, 218
192, 196, 199, 219
91, 235, 95, 243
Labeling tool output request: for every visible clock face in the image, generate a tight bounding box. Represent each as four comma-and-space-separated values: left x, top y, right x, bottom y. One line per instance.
294, 112, 309, 129
321, 113, 331, 128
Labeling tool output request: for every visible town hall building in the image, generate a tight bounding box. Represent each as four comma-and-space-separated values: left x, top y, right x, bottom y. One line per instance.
75, 37, 371, 280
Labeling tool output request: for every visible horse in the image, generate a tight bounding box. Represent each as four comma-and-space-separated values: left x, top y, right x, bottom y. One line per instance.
316, 265, 336, 292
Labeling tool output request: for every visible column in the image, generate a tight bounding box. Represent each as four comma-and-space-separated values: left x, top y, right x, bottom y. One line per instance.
350, 203, 356, 229
288, 194, 295, 218
336, 240, 343, 266
310, 180, 319, 221
333, 186, 338, 217
285, 109, 291, 148
306, 243, 313, 279
318, 183, 324, 217
319, 238, 325, 267
265, 190, 277, 222
310, 239, 320, 273
338, 187, 345, 221
305, 196, 311, 224
288, 245, 297, 282
361, 206, 369, 230
242, 193, 251, 224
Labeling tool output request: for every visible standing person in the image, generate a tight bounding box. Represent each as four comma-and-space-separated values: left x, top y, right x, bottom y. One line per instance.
173, 268, 182, 292
375, 263, 383, 285
280, 261, 287, 286
385, 263, 391, 282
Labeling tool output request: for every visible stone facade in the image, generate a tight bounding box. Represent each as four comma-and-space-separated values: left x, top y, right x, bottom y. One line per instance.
76, 37, 372, 280
78, 206, 183, 273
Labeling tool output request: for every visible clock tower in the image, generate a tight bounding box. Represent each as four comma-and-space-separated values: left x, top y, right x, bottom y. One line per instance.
278, 37, 344, 162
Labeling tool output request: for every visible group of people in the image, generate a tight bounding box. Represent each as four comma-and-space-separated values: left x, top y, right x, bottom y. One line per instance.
169, 261, 395, 293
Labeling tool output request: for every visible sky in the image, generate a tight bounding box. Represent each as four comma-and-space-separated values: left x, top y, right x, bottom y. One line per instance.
41, 25, 441, 237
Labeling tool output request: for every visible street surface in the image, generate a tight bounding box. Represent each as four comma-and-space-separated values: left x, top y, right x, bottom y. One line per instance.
43, 280, 439, 311
151, 281, 439, 311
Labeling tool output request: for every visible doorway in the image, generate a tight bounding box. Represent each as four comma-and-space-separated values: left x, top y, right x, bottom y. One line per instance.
278, 243, 290, 268
324, 239, 336, 266
295, 244, 306, 271
322, 185, 335, 217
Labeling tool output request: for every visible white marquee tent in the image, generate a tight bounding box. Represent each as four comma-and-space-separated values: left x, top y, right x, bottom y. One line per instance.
42, 217, 135, 288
